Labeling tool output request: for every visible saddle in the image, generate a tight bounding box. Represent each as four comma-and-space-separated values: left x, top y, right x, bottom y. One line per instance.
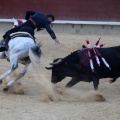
0, 27, 36, 49
0, 32, 36, 49
10, 31, 35, 40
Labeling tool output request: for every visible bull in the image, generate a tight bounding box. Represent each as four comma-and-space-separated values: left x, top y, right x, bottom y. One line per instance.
46, 46, 120, 90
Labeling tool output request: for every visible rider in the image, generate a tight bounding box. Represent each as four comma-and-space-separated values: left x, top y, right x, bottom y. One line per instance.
0, 10, 60, 52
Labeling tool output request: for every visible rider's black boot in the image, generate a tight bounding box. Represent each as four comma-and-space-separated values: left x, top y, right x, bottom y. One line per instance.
0, 38, 9, 52
0, 46, 7, 52
3, 37, 10, 50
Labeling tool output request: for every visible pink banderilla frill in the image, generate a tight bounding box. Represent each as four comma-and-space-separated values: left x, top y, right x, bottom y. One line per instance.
86, 40, 94, 72
84, 38, 111, 72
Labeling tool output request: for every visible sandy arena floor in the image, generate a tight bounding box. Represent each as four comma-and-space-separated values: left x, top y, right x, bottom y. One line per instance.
0, 31, 120, 120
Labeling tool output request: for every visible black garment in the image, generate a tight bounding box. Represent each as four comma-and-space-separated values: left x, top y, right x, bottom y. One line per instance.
19, 27, 35, 39
2, 20, 35, 48
3, 20, 35, 39
25, 10, 56, 39
25, 10, 36, 20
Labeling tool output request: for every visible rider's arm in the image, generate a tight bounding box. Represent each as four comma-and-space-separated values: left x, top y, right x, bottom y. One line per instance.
25, 10, 36, 20
45, 23, 56, 39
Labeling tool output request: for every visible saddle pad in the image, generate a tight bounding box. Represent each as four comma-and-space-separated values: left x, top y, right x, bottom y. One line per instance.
10, 32, 34, 40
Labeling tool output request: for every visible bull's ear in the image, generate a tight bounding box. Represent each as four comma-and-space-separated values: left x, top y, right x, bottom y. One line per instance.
45, 67, 52, 70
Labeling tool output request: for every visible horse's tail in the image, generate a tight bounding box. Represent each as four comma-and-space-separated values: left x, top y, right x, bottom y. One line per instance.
29, 42, 42, 67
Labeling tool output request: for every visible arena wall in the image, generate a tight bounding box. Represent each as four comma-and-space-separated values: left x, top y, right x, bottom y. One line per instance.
0, 0, 120, 34
0, 0, 120, 21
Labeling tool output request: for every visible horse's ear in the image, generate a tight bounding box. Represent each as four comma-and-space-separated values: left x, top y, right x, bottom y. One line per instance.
45, 67, 52, 70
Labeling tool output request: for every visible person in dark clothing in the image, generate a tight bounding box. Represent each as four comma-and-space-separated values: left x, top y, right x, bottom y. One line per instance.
0, 10, 60, 52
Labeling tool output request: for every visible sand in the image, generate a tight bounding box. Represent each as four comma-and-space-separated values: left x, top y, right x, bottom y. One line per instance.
0, 31, 119, 120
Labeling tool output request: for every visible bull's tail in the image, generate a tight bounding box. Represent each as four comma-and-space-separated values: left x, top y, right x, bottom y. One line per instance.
29, 42, 42, 67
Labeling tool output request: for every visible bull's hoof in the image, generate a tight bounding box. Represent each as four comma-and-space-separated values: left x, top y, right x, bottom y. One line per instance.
109, 80, 115, 84
3, 87, 9, 92
109, 80, 112, 84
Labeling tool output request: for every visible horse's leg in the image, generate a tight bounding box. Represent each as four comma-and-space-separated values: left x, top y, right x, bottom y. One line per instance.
3, 62, 30, 91
0, 57, 18, 83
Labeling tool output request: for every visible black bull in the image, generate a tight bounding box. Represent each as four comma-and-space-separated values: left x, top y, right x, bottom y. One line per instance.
46, 46, 120, 90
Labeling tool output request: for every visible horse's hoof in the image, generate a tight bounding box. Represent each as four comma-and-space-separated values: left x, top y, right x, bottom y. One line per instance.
3, 87, 9, 92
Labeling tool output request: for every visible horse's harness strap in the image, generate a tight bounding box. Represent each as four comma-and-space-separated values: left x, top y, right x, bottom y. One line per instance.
11, 33, 32, 39
29, 18, 36, 27
10, 32, 36, 44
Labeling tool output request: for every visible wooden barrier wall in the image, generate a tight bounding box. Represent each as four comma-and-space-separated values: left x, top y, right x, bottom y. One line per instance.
0, 0, 120, 21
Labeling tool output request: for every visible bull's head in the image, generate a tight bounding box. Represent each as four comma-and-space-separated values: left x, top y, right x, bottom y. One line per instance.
45, 58, 67, 83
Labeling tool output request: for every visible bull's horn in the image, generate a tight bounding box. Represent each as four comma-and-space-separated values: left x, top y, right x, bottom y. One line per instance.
50, 63, 54, 65
50, 59, 62, 65
45, 67, 52, 70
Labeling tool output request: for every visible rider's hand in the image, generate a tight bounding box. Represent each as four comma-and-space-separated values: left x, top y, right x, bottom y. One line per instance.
53, 38, 60, 45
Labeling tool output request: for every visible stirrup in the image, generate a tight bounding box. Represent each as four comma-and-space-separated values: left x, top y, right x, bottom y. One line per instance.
0, 39, 5, 47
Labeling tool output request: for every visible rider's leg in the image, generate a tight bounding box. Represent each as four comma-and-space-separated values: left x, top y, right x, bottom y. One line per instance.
3, 20, 36, 39
0, 36, 10, 51
0, 20, 36, 51
1, 26, 22, 50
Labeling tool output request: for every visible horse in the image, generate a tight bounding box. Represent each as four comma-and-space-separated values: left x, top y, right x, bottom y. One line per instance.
0, 31, 42, 91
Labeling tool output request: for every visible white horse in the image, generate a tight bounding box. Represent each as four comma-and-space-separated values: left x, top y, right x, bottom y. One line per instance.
0, 31, 41, 91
